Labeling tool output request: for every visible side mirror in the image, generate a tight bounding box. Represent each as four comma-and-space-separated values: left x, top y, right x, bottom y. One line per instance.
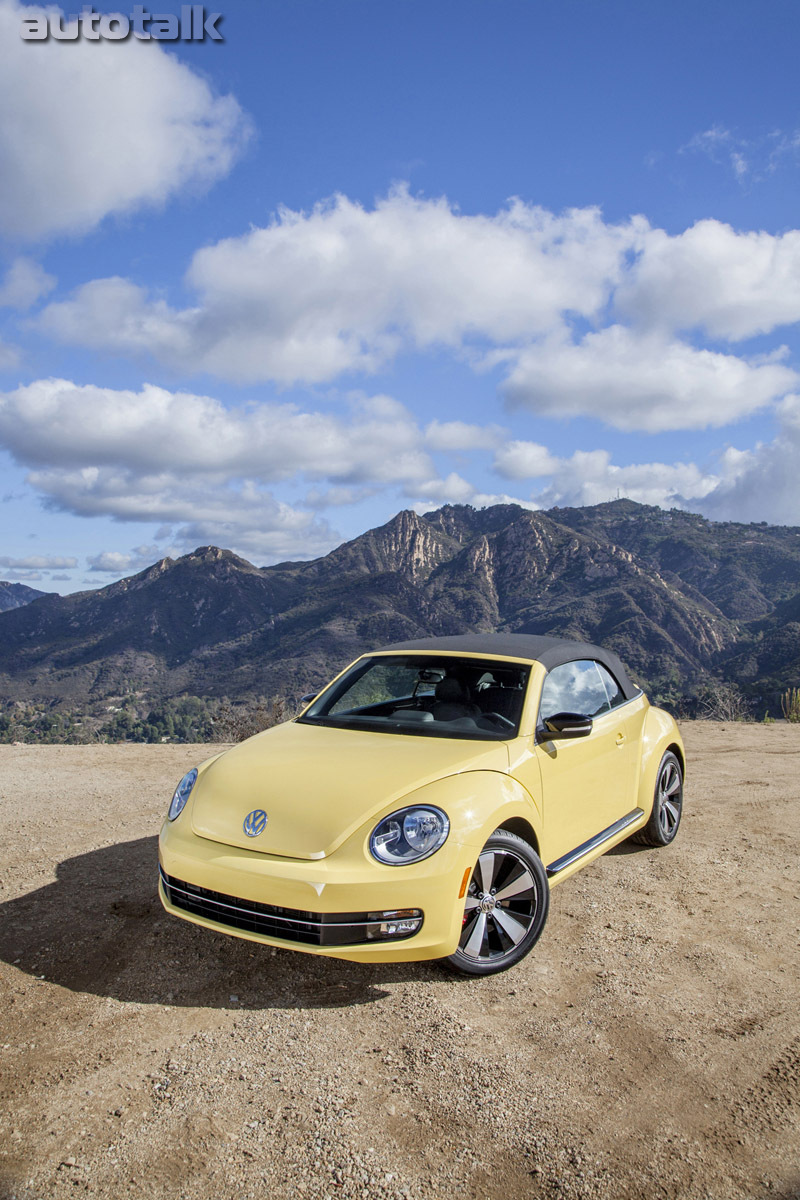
539, 712, 593, 740
300, 693, 317, 705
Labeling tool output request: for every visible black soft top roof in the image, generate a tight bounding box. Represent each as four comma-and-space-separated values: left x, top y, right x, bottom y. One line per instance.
376, 633, 640, 701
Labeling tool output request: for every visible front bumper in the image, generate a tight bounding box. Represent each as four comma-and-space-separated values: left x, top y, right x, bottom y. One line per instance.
160, 866, 424, 946
158, 815, 474, 963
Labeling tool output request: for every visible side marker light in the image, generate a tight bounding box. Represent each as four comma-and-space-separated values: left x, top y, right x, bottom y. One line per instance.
458, 867, 472, 899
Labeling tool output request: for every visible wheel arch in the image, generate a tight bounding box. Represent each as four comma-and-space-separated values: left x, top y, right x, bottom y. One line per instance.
665, 740, 685, 779
446, 825, 550, 976
432, 770, 542, 857
637, 706, 686, 815
496, 816, 540, 858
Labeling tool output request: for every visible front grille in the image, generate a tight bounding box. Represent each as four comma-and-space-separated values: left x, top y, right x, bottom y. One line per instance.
159, 868, 421, 946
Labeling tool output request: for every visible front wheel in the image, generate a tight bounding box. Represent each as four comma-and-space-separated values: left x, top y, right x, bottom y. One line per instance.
631, 751, 683, 847
446, 829, 549, 976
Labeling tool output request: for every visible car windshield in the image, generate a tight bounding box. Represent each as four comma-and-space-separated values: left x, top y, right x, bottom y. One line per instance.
298, 654, 530, 740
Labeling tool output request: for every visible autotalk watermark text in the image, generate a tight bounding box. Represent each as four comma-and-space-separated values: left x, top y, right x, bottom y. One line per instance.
21, 5, 224, 41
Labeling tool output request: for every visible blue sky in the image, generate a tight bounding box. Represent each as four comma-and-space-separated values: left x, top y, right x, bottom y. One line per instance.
1, 0, 799, 592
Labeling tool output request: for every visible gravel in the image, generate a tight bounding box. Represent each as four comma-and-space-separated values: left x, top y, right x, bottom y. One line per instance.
0, 723, 799, 1200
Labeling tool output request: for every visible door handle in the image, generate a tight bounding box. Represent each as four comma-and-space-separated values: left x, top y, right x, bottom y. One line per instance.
615, 732, 625, 745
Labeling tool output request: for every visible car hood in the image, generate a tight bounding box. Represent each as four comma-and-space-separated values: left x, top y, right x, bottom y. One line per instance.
190, 719, 510, 859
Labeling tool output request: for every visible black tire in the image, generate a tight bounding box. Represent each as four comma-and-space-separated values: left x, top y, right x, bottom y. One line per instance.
445, 829, 549, 977
631, 751, 683, 847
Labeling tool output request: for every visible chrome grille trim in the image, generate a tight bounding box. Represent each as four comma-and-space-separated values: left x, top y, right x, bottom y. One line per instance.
159, 867, 422, 946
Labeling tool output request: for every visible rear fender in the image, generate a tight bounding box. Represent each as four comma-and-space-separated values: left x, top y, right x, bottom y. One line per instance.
636, 707, 685, 819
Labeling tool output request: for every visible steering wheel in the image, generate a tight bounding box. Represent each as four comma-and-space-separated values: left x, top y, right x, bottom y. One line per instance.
484, 712, 515, 731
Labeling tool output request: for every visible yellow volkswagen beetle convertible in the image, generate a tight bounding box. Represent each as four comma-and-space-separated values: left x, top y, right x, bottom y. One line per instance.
159, 634, 685, 976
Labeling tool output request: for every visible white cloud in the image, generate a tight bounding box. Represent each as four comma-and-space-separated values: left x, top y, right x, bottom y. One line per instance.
87, 545, 165, 573
536, 452, 718, 511
492, 425, 800, 525
414, 427, 800, 527
170, 503, 339, 563
0, 377, 545, 560
409, 446, 717, 516
35, 190, 800, 436
682, 124, 800, 185
409, 472, 479, 505
0, 0, 250, 239
26, 466, 341, 562
0, 568, 45, 581
502, 326, 797, 432
618, 220, 800, 340
698, 394, 800, 525
304, 485, 379, 509
0, 379, 434, 484
0, 553, 77, 568
683, 125, 751, 179
0, 258, 56, 309
493, 441, 560, 479
0, 338, 20, 369
0, 379, 456, 561
2, 368, 796, 568
37, 277, 194, 362
469, 491, 540, 511
38, 190, 646, 381
494, 441, 718, 511
409, 491, 539, 516
424, 420, 505, 452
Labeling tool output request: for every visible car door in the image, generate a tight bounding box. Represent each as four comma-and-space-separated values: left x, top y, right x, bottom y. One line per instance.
533, 659, 639, 867
593, 659, 647, 815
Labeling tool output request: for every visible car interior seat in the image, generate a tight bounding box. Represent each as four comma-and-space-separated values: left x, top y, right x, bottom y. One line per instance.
477, 685, 523, 724
432, 676, 481, 722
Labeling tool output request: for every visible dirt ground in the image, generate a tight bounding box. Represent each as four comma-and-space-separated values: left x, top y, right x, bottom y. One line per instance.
0, 723, 798, 1200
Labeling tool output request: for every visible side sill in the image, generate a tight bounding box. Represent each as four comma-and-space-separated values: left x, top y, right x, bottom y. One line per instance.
546, 808, 644, 878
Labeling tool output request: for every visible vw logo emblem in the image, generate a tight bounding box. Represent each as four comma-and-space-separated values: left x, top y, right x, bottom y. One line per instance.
243, 809, 268, 837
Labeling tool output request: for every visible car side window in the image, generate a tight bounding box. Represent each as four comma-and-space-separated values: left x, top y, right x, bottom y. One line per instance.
595, 661, 626, 709
539, 660, 611, 723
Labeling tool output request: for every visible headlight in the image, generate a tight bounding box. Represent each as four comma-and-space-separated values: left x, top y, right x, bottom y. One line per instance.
369, 806, 449, 865
168, 768, 198, 821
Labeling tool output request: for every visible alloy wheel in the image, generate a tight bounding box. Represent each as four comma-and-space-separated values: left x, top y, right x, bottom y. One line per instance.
657, 757, 682, 840
458, 847, 540, 964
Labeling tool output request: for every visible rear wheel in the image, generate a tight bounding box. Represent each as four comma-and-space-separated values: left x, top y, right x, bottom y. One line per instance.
631, 751, 683, 847
446, 829, 549, 976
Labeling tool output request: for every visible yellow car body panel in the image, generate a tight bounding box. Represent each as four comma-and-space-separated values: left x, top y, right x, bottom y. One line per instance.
158, 640, 685, 967
188, 719, 510, 859
160, 767, 541, 962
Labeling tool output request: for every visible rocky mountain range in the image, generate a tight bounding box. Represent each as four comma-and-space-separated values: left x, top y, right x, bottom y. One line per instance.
1, 500, 799, 710
0, 581, 51, 614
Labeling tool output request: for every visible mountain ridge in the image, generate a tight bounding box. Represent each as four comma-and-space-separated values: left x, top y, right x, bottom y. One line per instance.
0, 581, 53, 613
1, 500, 798, 707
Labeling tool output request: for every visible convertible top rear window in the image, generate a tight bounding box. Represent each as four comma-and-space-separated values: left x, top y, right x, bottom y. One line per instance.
298, 654, 530, 740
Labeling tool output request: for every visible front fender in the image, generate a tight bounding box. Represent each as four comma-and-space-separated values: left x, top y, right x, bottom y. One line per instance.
637, 707, 685, 819
389, 769, 543, 857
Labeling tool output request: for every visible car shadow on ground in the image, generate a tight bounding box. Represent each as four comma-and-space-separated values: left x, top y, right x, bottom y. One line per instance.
605, 839, 653, 856
0, 837, 445, 1009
